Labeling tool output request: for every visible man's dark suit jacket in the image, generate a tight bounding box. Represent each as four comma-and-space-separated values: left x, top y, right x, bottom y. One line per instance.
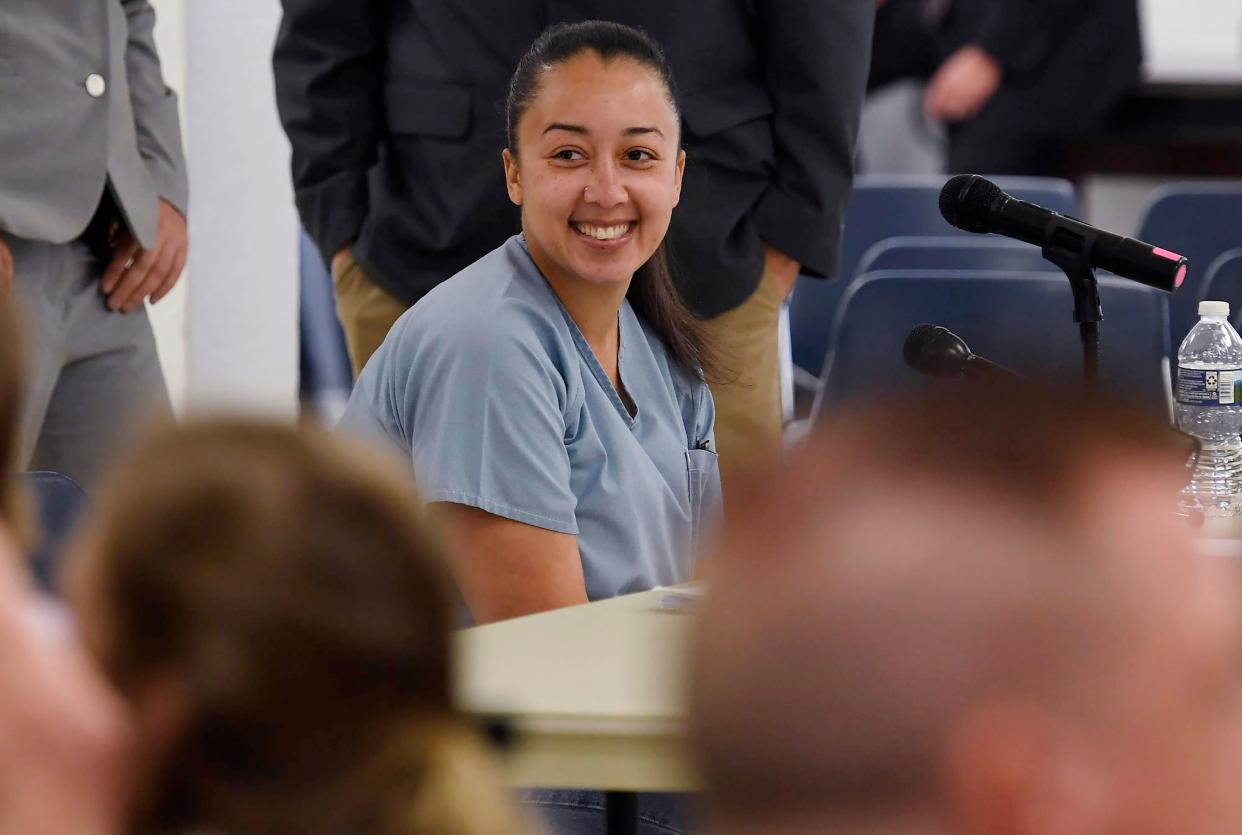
273, 2, 874, 319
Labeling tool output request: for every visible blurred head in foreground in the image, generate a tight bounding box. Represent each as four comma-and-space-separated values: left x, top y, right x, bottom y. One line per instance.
0, 521, 128, 835
692, 385, 1242, 835
68, 420, 532, 835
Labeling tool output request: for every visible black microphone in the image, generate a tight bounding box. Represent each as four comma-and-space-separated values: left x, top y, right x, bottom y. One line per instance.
939, 175, 1187, 293
903, 324, 1017, 382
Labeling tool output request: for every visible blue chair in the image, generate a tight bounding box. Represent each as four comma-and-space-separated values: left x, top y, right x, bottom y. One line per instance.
22, 471, 89, 594
812, 270, 1172, 421
299, 229, 354, 422
856, 236, 1048, 276
790, 175, 1079, 380
1199, 250, 1242, 332
1136, 183, 1242, 346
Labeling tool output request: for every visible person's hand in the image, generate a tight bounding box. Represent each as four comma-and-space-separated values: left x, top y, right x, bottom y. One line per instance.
924, 45, 1003, 123
0, 236, 13, 293
763, 244, 802, 299
331, 244, 353, 276
0, 527, 131, 835
100, 200, 188, 314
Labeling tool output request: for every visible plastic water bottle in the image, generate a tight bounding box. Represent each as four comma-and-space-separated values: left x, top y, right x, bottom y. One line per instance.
1176, 300, 1242, 517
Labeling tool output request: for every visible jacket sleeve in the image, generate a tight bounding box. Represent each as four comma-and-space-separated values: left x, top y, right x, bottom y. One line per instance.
122, 0, 189, 216
272, 0, 386, 266
752, 0, 875, 280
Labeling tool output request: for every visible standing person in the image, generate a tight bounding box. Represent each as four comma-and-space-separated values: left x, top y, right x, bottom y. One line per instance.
341, 22, 719, 632
0, 0, 189, 488
692, 386, 1242, 835
867, 0, 1142, 175
273, 0, 874, 496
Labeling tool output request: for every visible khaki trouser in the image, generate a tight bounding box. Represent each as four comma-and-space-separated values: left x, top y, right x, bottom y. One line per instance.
702, 270, 786, 508
332, 251, 409, 378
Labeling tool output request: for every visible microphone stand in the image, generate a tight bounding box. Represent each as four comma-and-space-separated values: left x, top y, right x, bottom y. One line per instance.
1040, 218, 1102, 388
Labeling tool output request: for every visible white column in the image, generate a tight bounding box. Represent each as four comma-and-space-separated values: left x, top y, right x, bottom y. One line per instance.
1141, 0, 1242, 82
148, 0, 189, 413
183, 0, 299, 418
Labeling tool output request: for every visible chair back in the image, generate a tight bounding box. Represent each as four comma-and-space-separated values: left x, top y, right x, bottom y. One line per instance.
22, 470, 89, 594
1199, 249, 1242, 334
299, 229, 354, 420
790, 175, 1079, 378
1136, 183, 1242, 345
813, 270, 1171, 421
856, 236, 1049, 276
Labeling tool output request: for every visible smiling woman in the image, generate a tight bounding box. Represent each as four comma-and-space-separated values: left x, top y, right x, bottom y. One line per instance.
501, 20, 716, 390
340, 20, 721, 633
340, 26, 717, 832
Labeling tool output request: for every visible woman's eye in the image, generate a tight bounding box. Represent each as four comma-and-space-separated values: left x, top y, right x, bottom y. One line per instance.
625, 149, 656, 162
553, 149, 584, 161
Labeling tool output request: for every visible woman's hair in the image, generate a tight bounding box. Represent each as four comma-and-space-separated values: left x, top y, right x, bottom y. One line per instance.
70, 420, 532, 835
505, 20, 721, 382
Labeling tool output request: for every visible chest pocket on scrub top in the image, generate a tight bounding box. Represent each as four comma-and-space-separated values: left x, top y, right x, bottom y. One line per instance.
685, 448, 721, 557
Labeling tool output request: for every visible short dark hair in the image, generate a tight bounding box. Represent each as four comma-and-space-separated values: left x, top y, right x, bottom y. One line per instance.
504, 21, 720, 382
805, 383, 1191, 516
692, 382, 1196, 820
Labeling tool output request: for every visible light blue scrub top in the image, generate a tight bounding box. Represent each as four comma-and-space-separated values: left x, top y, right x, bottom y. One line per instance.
339, 235, 721, 601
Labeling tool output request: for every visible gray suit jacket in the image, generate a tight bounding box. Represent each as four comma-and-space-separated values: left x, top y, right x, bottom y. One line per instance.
0, 0, 187, 249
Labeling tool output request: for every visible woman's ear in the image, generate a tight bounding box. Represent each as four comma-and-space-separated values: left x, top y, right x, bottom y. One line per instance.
502, 149, 523, 206
672, 149, 686, 209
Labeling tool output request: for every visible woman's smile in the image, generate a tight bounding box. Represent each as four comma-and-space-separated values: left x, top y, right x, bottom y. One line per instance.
570, 220, 637, 248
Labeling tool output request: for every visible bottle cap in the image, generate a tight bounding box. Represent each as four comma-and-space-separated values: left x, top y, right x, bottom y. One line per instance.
1200, 300, 1230, 317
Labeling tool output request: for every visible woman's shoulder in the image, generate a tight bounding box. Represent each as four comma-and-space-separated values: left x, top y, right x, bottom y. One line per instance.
386, 237, 572, 362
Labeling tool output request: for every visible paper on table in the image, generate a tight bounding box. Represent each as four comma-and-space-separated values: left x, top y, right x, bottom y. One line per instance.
657, 583, 706, 611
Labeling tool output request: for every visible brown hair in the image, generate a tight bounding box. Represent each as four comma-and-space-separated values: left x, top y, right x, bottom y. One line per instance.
506, 20, 721, 382
69, 420, 533, 835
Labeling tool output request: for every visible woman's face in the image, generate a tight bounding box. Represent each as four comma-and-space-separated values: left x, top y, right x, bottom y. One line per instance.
504, 52, 685, 291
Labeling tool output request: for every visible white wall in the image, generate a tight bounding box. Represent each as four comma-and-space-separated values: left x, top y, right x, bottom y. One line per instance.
148, 0, 299, 419
148, 0, 188, 413
1141, 0, 1242, 82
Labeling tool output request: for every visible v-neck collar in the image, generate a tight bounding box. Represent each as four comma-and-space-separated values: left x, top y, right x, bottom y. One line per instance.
517, 235, 639, 429
557, 298, 639, 429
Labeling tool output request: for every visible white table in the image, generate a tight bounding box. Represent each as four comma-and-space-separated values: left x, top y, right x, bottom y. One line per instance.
454, 587, 700, 833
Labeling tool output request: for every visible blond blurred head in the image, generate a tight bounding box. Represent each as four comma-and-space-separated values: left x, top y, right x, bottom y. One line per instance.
68, 419, 534, 835
692, 385, 1242, 835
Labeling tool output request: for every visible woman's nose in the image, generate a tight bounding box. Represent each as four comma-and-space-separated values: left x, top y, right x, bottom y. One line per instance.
584, 162, 627, 208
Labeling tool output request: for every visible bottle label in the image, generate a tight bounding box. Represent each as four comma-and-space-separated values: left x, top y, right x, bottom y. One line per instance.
1176, 367, 1242, 406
